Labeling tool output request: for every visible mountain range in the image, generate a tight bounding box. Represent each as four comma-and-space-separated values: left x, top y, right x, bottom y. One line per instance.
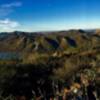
0, 29, 100, 64
0, 30, 99, 51
0, 29, 100, 98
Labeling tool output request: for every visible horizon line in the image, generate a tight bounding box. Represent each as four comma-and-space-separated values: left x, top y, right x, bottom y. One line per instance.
0, 28, 98, 33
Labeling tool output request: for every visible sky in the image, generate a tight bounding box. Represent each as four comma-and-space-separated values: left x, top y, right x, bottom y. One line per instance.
0, 0, 100, 32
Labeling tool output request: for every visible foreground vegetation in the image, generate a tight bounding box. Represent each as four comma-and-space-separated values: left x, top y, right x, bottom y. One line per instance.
0, 48, 99, 100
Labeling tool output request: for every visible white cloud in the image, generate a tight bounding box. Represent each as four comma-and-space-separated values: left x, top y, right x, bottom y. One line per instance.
0, 19, 20, 32
0, 8, 13, 16
0, 1, 22, 16
1, 2, 22, 8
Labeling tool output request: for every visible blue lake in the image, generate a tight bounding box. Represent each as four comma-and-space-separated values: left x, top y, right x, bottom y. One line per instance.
0, 52, 21, 60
